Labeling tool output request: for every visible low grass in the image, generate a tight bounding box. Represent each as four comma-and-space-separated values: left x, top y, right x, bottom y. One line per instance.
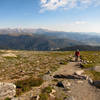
85, 70, 100, 80
39, 93, 48, 100
42, 86, 52, 93
39, 86, 52, 100
81, 63, 94, 68
15, 77, 43, 96
5, 98, 11, 100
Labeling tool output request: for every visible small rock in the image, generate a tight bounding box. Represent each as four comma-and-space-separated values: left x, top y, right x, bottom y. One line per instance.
2, 53, 17, 58
88, 78, 93, 85
11, 98, 19, 100
30, 95, 39, 100
77, 80, 84, 84
57, 81, 64, 88
62, 81, 71, 87
87, 61, 89, 63
36, 61, 39, 63
51, 89, 56, 94
74, 70, 84, 76
49, 93, 55, 98
42, 75, 52, 81
94, 66, 100, 72
45, 71, 51, 74
64, 96, 75, 100
93, 80, 100, 88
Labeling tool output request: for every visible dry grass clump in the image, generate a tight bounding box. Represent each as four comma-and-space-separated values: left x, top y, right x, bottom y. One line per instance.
15, 77, 43, 96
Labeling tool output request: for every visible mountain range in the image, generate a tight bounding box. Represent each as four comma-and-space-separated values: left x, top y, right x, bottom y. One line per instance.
0, 28, 100, 50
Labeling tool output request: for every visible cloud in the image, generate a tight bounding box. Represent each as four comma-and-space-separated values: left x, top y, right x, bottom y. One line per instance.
40, 0, 100, 12
74, 21, 88, 25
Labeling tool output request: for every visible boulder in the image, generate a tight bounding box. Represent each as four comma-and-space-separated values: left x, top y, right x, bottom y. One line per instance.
0, 82, 16, 99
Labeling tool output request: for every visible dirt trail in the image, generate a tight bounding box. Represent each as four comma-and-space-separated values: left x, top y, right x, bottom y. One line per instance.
53, 62, 80, 76
53, 61, 100, 100
14, 61, 100, 100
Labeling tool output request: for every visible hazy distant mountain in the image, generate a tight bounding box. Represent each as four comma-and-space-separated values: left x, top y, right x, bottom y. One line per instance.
59, 45, 100, 51
0, 28, 100, 46
0, 28, 100, 50
0, 34, 83, 50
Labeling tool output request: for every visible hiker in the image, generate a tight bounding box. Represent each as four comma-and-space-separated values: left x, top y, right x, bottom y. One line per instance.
75, 49, 80, 61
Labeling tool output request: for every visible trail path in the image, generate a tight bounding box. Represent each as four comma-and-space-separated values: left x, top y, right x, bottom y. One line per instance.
13, 61, 100, 100
53, 61, 100, 100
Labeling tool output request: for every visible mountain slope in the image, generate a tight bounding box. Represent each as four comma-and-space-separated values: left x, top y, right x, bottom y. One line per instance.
0, 34, 83, 50
59, 45, 100, 51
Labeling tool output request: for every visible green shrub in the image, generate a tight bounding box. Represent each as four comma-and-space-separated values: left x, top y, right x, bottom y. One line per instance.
5, 97, 11, 100
42, 86, 52, 93
60, 60, 67, 65
85, 70, 100, 80
15, 77, 43, 96
81, 64, 94, 68
39, 93, 48, 100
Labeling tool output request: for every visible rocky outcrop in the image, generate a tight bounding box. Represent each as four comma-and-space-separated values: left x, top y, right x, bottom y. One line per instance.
0, 82, 16, 99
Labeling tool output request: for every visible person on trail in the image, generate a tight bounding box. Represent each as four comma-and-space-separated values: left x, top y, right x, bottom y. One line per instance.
75, 49, 80, 61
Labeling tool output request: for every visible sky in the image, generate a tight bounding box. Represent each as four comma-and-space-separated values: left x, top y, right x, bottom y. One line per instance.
0, 0, 100, 33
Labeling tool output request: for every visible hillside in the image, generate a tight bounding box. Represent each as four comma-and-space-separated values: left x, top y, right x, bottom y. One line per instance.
0, 34, 83, 50
0, 50, 100, 100
59, 45, 100, 51
0, 28, 100, 46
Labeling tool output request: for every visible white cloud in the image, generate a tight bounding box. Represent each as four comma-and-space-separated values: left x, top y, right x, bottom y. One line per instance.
40, 0, 100, 12
74, 21, 88, 25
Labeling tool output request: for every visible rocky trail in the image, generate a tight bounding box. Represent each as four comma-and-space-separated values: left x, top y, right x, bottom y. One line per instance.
53, 61, 100, 100
1, 60, 100, 100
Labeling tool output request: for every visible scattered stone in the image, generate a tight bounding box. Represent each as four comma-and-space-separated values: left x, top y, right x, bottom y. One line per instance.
93, 66, 100, 72
36, 61, 39, 63
49, 93, 55, 98
93, 80, 100, 88
87, 61, 89, 63
64, 96, 75, 100
2, 53, 17, 58
74, 70, 84, 76
45, 71, 51, 74
90, 61, 93, 63
88, 78, 93, 85
11, 98, 19, 100
62, 80, 71, 87
57, 81, 64, 88
0, 82, 16, 99
77, 80, 84, 84
51, 89, 56, 94
42, 75, 52, 81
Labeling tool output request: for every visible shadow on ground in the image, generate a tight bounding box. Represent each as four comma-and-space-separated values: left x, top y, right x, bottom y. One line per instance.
53, 74, 86, 80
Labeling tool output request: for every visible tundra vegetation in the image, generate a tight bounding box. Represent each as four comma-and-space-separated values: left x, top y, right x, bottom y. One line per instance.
80, 51, 100, 81
0, 50, 100, 99
0, 50, 72, 96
